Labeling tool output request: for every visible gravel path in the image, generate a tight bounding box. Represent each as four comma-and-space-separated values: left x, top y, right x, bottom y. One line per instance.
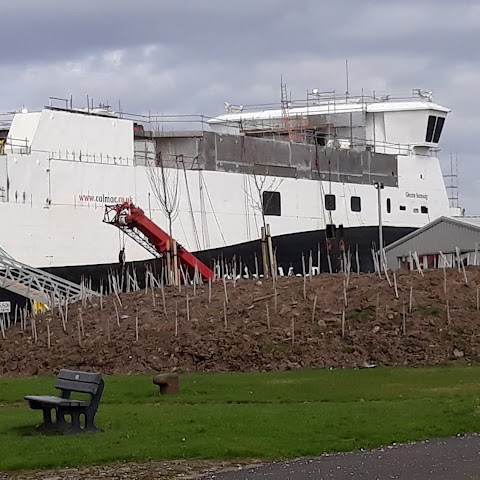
202, 435, 480, 480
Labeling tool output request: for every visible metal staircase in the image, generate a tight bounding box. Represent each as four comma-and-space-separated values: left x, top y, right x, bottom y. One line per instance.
0, 246, 99, 307
117, 226, 162, 259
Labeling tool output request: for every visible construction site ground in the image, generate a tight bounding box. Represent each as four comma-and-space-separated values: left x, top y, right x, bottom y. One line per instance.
2, 268, 480, 375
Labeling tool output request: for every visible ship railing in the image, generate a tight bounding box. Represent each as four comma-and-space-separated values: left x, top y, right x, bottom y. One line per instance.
231, 88, 435, 113
118, 112, 214, 134
3, 136, 31, 155
48, 150, 135, 166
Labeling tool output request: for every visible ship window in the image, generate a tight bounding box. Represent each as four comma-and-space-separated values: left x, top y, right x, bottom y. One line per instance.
325, 194, 336, 211
413, 208, 419, 213
425, 115, 436, 142
386, 198, 391, 213
262, 191, 281, 216
400, 205, 406, 211
433, 117, 445, 143
421, 206, 428, 214
351, 196, 361, 212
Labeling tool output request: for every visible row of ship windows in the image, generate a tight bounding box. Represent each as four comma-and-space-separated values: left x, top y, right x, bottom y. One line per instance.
262, 191, 429, 216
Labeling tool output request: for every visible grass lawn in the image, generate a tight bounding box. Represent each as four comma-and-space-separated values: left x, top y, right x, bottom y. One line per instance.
1, 366, 480, 471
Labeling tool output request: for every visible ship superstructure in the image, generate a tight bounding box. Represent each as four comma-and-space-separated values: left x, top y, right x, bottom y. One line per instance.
0, 88, 457, 293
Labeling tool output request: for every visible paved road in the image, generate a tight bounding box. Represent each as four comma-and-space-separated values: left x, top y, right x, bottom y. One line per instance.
202, 435, 480, 480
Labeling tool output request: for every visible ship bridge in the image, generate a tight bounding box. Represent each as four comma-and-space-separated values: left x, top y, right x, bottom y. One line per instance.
208, 89, 450, 156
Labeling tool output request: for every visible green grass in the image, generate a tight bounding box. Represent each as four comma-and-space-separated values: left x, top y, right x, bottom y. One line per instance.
1, 366, 480, 471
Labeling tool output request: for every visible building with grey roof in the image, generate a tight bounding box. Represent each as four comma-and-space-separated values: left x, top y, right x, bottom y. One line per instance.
385, 216, 480, 270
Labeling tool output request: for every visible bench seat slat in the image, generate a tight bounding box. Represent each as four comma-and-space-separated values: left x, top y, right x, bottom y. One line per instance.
24, 395, 89, 407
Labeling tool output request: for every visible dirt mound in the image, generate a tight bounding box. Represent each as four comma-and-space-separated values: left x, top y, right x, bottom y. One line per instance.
2, 269, 480, 376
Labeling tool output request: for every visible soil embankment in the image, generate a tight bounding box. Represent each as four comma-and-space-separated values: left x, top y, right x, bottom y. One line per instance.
1, 269, 479, 375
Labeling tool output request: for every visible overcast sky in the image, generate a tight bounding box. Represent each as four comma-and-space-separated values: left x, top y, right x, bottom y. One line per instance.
1, 0, 479, 212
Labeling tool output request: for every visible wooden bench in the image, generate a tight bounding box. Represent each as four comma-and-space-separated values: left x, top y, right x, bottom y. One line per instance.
24, 369, 104, 434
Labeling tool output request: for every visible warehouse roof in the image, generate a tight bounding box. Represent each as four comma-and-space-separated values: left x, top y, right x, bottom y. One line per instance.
385, 216, 480, 253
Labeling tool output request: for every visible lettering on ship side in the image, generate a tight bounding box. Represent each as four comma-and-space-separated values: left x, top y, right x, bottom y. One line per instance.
405, 192, 428, 200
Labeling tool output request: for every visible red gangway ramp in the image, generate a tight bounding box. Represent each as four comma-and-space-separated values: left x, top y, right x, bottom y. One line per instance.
103, 202, 214, 281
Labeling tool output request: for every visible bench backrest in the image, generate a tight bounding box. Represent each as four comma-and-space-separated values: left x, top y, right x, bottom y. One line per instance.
54, 369, 103, 396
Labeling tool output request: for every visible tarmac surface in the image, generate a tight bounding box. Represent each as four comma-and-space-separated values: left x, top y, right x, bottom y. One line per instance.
202, 435, 480, 480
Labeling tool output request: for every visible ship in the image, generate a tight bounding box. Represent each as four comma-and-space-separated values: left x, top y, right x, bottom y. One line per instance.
0, 87, 459, 301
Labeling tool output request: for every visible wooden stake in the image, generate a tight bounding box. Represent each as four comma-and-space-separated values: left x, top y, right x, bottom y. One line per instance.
135, 315, 139, 342
261, 226, 269, 277
341, 310, 345, 339
317, 243, 321, 274
308, 250, 313, 281
393, 270, 399, 298
446, 300, 451, 326
175, 301, 178, 335
77, 321, 82, 347
223, 300, 227, 330
161, 277, 167, 318
402, 303, 406, 335
78, 308, 85, 337
343, 277, 347, 307
443, 267, 447, 295
265, 301, 270, 329
57, 296, 66, 332
113, 300, 120, 327
223, 275, 229, 304
461, 258, 468, 284
144, 271, 150, 296
101, 310, 108, 340
194, 266, 198, 295
409, 286, 413, 314
47, 321, 51, 349
266, 224, 275, 279
312, 294, 317, 324
32, 318, 37, 344
0, 315, 5, 340
173, 240, 179, 287
302, 253, 306, 299
384, 266, 392, 287
186, 294, 190, 322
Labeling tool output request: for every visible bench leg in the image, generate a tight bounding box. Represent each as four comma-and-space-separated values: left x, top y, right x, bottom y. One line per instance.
84, 411, 101, 433
55, 408, 72, 433
67, 411, 83, 434
36, 407, 55, 432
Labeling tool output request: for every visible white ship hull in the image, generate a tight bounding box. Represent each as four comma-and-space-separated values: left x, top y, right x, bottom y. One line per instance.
0, 90, 455, 296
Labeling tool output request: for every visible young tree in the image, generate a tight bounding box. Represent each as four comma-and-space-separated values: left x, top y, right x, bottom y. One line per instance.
147, 152, 180, 238
246, 170, 284, 231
